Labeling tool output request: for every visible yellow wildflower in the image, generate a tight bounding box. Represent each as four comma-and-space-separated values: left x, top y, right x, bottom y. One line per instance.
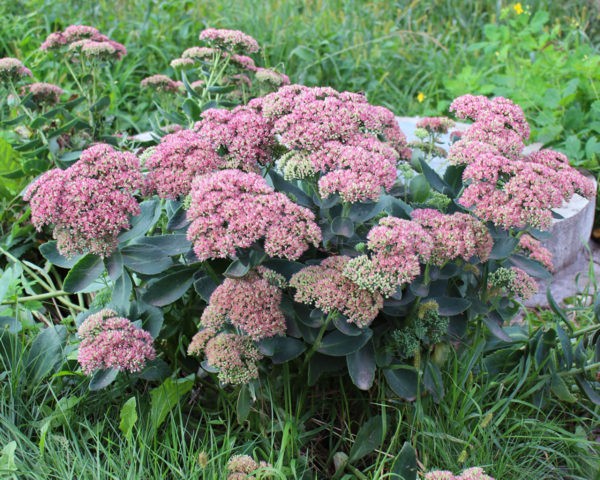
417, 92, 425, 103
513, 3, 524, 14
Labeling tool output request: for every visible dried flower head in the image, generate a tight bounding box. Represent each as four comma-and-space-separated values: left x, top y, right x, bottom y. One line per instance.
77, 309, 155, 375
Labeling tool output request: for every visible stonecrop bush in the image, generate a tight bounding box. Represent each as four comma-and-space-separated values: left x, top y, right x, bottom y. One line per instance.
15, 28, 596, 399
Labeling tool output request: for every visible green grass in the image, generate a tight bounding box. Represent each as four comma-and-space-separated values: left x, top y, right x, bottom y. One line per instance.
2, 324, 598, 479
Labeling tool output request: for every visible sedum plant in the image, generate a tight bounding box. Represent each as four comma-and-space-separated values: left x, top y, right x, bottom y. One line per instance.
21, 29, 598, 403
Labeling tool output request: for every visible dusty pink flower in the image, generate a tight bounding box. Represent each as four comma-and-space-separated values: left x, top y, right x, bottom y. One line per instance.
416, 116, 455, 134
77, 309, 155, 375
424, 467, 495, 480
344, 217, 433, 296
182, 46, 219, 60
518, 234, 553, 271
255, 68, 290, 86
203, 333, 263, 384
199, 28, 260, 54
488, 267, 537, 300
229, 54, 257, 71
290, 256, 383, 327
140, 74, 180, 93
144, 129, 222, 199
226, 454, 271, 477
412, 209, 493, 265
200, 268, 286, 340
459, 149, 595, 230
193, 106, 275, 170
188, 328, 218, 357
187, 170, 321, 261
24, 144, 142, 257
40, 25, 126, 59
170, 57, 195, 69
22, 82, 63, 106
0, 57, 32, 82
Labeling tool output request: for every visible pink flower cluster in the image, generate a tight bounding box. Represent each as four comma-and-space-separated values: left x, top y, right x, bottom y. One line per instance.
24, 143, 142, 257
188, 331, 263, 385
290, 256, 383, 328
0, 57, 32, 82
488, 267, 538, 300
254, 68, 290, 87
344, 217, 433, 297
40, 25, 126, 60
416, 116, 455, 134
140, 74, 181, 93
256, 85, 410, 202
193, 106, 275, 170
412, 209, 493, 265
77, 309, 156, 375
143, 129, 221, 199
186, 170, 321, 261
199, 28, 260, 54
22, 82, 63, 106
518, 234, 553, 270
200, 268, 286, 340
448, 95, 595, 229
424, 467, 495, 480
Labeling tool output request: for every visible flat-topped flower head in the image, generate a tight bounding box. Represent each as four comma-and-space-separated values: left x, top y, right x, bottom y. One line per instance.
141, 74, 181, 93
199, 28, 260, 54
200, 268, 286, 340
77, 309, 155, 375
518, 234, 553, 270
144, 129, 222, 199
40, 25, 126, 60
186, 170, 321, 261
424, 467, 495, 480
203, 333, 263, 385
255, 68, 290, 87
344, 217, 433, 296
290, 256, 383, 327
24, 143, 142, 257
0, 57, 32, 82
488, 266, 537, 299
22, 82, 63, 106
412, 209, 493, 265
182, 46, 219, 61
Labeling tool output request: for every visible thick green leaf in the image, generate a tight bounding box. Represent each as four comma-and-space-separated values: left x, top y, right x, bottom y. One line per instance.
348, 415, 384, 463
262, 259, 305, 280
550, 373, 576, 403
26, 325, 67, 384
574, 374, 600, 405
137, 358, 170, 381
89, 368, 119, 391
111, 272, 132, 310
104, 251, 124, 281
223, 259, 251, 279
489, 236, 519, 260
409, 174, 430, 202
333, 316, 363, 336
483, 313, 512, 342
121, 244, 173, 275
419, 158, 450, 194
63, 254, 104, 293
118, 200, 161, 243
331, 216, 355, 237
317, 329, 373, 356
237, 384, 253, 424
384, 367, 418, 401
149, 376, 194, 431
39, 241, 82, 269
423, 361, 444, 402
166, 204, 190, 230
259, 336, 306, 364
142, 268, 195, 306
193, 275, 218, 302
348, 202, 384, 223
119, 397, 138, 440
433, 297, 471, 316
134, 235, 192, 256
346, 341, 376, 390
268, 171, 313, 208
509, 254, 552, 279
391, 442, 417, 480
